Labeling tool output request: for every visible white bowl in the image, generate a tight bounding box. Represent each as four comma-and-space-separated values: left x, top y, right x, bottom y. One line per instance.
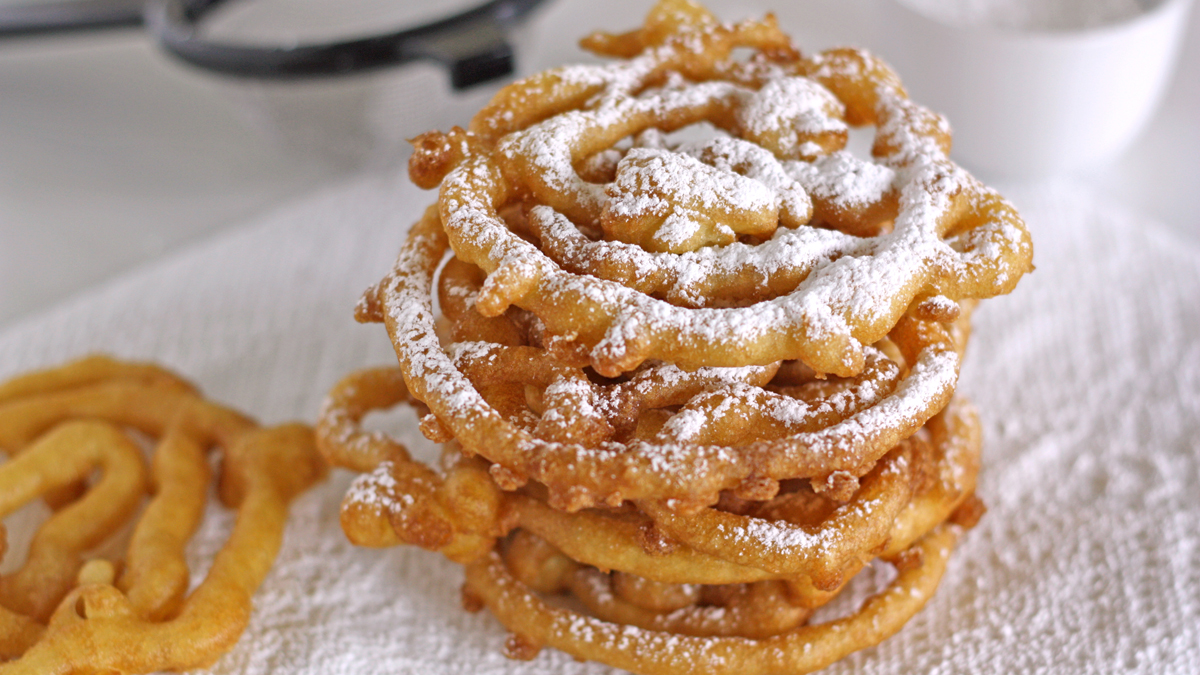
870, 0, 1195, 178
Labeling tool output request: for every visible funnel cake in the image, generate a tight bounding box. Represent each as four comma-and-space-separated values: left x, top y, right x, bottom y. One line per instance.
319, 1, 1030, 673
0, 356, 327, 674
408, 6, 1030, 379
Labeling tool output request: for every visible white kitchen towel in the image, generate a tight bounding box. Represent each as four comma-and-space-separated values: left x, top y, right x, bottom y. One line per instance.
0, 172, 1197, 674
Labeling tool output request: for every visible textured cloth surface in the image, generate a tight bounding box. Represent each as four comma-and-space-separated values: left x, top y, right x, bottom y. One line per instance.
1, 172, 1197, 674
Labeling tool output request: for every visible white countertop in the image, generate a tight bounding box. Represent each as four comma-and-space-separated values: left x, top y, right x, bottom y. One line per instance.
1, 0, 1197, 330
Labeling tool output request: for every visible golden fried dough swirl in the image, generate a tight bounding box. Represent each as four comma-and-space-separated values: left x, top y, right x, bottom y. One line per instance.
0, 356, 326, 674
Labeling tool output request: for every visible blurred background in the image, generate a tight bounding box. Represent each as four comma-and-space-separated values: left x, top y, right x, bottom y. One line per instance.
0, 0, 1196, 329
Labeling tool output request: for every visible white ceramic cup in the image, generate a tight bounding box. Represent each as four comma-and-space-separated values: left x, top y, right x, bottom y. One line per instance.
870, 0, 1195, 178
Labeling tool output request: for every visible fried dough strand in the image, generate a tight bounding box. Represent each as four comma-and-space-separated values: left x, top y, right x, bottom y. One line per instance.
0, 356, 326, 674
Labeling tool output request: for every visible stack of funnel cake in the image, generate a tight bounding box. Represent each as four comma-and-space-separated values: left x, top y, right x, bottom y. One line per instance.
317, 1, 1033, 673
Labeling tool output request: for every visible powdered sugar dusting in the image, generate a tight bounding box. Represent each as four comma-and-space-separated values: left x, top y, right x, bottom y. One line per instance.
737, 76, 848, 158
603, 147, 776, 249
434, 27, 1030, 378
786, 150, 896, 213
379, 220, 962, 498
